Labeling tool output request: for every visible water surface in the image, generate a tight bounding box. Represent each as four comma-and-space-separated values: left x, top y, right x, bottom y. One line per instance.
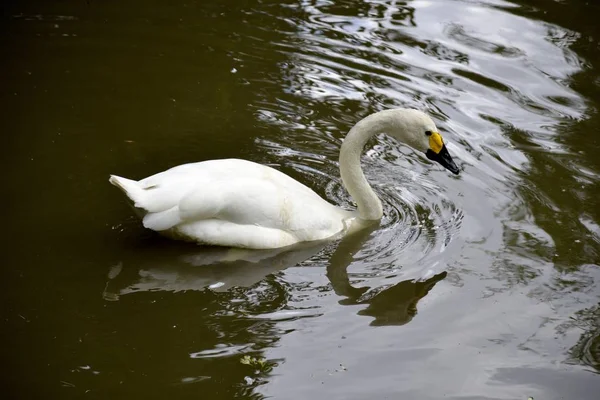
2, 0, 600, 398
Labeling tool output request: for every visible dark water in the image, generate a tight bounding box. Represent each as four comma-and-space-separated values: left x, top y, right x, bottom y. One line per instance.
2, 0, 600, 398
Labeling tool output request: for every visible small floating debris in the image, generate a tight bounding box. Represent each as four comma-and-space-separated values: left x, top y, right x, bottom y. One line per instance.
208, 281, 225, 289
240, 355, 266, 367
231, 67, 237, 73
240, 355, 275, 373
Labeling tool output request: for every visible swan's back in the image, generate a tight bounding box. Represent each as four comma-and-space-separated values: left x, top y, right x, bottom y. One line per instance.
126, 159, 322, 213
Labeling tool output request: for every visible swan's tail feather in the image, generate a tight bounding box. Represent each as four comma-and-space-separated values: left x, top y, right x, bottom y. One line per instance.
109, 175, 147, 209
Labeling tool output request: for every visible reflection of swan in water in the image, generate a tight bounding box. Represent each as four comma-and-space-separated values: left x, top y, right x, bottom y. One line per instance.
326, 221, 447, 326
102, 238, 332, 300
104, 223, 447, 326
354, 273, 447, 326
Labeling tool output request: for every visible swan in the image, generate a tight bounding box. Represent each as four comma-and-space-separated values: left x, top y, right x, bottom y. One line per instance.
109, 108, 460, 249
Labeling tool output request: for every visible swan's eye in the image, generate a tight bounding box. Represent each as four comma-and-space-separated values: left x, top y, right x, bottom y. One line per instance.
425, 131, 433, 136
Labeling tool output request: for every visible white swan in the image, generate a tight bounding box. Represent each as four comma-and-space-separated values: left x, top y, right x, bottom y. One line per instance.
109, 108, 459, 249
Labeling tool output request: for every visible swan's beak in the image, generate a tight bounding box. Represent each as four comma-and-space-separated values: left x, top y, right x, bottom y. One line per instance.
426, 144, 460, 175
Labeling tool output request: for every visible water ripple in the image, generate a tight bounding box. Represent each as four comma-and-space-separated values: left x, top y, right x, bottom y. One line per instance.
249, 0, 594, 299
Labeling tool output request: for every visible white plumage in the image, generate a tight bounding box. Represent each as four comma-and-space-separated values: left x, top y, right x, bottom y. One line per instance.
110, 108, 459, 249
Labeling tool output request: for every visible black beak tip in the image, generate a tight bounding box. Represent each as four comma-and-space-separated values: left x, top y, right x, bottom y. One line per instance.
448, 161, 460, 175
426, 147, 460, 175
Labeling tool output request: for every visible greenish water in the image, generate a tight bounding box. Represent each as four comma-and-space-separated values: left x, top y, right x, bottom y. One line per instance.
2, 0, 600, 398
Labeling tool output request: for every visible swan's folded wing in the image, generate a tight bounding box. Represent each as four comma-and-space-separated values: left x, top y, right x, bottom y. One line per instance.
177, 179, 275, 226
142, 177, 343, 242
142, 206, 182, 231
143, 178, 298, 231
141, 186, 224, 231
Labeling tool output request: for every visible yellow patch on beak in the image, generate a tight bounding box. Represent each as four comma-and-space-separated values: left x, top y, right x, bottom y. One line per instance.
429, 132, 444, 154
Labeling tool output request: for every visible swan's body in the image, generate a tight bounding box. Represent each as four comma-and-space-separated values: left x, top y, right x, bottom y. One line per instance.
110, 108, 459, 249
110, 159, 352, 248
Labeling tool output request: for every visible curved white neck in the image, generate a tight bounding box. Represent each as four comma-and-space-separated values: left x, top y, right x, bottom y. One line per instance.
339, 110, 397, 220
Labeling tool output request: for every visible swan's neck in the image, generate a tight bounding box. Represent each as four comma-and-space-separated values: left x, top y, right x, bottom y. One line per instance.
339, 111, 397, 220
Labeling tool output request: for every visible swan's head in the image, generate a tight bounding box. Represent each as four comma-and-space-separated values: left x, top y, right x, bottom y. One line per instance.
393, 109, 460, 175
